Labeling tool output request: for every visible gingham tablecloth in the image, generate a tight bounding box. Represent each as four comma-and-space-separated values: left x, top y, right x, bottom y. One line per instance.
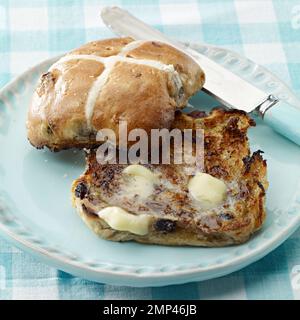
0, 0, 300, 300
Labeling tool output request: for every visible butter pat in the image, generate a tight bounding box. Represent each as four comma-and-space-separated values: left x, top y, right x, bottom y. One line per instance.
123, 165, 159, 199
123, 165, 159, 183
188, 172, 227, 208
98, 206, 151, 235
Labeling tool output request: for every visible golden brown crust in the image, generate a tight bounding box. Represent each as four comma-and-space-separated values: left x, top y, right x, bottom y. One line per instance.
27, 37, 205, 151
91, 61, 176, 140
71, 108, 268, 246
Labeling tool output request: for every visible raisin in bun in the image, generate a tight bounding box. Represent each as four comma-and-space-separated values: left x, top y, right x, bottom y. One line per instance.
27, 37, 205, 151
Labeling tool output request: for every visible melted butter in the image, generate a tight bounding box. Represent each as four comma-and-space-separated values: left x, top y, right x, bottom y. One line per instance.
125, 176, 155, 199
97, 206, 151, 235
123, 165, 159, 182
188, 172, 227, 208
122, 165, 159, 199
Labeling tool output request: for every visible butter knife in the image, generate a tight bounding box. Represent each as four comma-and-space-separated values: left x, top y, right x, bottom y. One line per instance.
101, 6, 300, 145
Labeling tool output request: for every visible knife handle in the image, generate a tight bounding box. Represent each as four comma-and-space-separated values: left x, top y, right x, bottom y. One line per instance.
263, 101, 300, 145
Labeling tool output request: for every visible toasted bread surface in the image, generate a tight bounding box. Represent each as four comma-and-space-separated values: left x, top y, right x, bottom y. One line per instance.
72, 108, 268, 246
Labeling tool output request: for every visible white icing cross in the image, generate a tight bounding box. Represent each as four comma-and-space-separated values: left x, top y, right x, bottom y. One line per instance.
49, 41, 182, 128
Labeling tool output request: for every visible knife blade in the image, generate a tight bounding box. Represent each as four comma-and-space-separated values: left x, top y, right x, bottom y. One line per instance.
101, 6, 300, 145
101, 6, 272, 113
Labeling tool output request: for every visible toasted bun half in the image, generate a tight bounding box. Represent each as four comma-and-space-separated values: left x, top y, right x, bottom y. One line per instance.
72, 109, 268, 246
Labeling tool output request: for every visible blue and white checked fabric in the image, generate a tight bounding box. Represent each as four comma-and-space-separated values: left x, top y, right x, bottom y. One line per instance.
1, 0, 300, 300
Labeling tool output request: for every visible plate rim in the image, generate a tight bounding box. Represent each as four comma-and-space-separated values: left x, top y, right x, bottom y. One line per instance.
0, 43, 300, 286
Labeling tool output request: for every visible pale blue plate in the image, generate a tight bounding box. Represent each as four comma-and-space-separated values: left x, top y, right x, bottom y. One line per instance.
0, 44, 300, 287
